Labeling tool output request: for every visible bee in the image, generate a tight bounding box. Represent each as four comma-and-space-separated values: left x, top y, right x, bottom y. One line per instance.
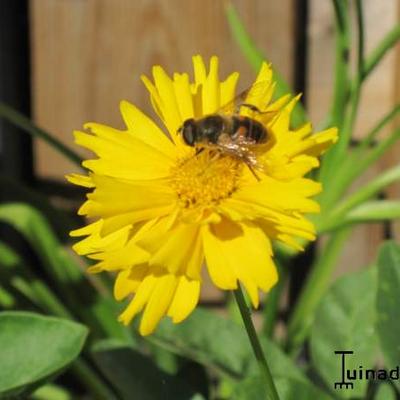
178, 83, 275, 180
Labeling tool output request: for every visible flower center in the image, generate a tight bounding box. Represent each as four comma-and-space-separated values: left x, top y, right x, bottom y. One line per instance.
170, 150, 242, 209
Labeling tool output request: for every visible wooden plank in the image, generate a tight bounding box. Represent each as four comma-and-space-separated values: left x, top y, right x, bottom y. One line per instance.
30, 0, 295, 180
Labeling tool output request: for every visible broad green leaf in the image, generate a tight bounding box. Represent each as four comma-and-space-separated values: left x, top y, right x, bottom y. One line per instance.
310, 268, 378, 398
0, 311, 87, 398
376, 241, 400, 390
92, 339, 204, 400
231, 375, 333, 400
151, 308, 249, 377
151, 308, 306, 382
374, 382, 396, 400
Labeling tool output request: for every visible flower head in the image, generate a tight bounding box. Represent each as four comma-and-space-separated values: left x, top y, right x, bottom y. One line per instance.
68, 56, 337, 335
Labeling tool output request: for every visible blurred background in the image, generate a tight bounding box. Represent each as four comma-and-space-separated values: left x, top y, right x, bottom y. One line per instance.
0, 0, 399, 309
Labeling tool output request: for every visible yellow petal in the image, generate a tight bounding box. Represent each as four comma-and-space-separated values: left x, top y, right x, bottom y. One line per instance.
74, 130, 174, 180
70, 219, 102, 237
139, 273, 178, 335
91, 239, 150, 272
173, 73, 195, 121
233, 176, 322, 214
167, 276, 200, 323
119, 101, 176, 157
81, 175, 176, 219
66, 173, 94, 188
152, 65, 183, 137
147, 224, 203, 278
243, 62, 273, 113
114, 265, 149, 300
220, 71, 239, 111
192, 55, 207, 85
118, 273, 157, 325
202, 219, 278, 307
202, 56, 220, 115
73, 225, 131, 256
202, 222, 238, 290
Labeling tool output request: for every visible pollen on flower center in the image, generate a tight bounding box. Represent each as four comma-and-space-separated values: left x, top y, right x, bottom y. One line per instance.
170, 150, 242, 208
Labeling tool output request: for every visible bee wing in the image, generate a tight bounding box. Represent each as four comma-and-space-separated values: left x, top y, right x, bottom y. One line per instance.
217, 80, 274, 116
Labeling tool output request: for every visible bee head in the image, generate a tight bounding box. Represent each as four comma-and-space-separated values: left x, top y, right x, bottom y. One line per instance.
181, 118, 197, 146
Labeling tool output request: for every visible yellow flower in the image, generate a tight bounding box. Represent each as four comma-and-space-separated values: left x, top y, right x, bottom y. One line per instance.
68, 56, 337, 335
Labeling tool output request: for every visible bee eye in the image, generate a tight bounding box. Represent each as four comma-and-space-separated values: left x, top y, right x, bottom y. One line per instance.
182, 119, 197, 146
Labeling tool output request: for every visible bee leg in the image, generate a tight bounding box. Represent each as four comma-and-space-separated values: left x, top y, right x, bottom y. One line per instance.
240, 103, 275, 117
246, 162, 261, 182
240, 103, 262, 113
195, 147, 205, 156
180, 147, 205, 167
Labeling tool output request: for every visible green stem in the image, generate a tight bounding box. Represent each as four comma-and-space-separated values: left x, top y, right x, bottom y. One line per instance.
356, 104, 400, 153
320, 0, 366, 206
362, 23, 400, 79
0, 102, 83, 167
286, 229, 351, 356
328, 0, 351, 129
72, 359, 117, 400
234, 285, 280, 400
336, 0, 364, 154
319, 0, 351, 183
224, 1, 307, 128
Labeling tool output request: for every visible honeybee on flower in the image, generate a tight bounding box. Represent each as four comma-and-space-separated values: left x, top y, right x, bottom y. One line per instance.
68, 55, 337, 335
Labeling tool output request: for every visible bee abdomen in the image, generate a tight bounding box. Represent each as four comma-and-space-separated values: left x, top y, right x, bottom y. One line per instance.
231, 116, 267, 143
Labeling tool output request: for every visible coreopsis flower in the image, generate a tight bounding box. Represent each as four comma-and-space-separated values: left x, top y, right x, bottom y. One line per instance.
68, 56, 337, 335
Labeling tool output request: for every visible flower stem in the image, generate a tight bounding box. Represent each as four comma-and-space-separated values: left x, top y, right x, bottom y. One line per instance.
233, 285, 280, 400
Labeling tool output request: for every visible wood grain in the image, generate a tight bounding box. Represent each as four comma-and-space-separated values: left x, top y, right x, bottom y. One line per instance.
30, 0, 295, 179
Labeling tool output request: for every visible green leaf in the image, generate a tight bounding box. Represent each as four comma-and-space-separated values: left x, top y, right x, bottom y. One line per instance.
320, 200, 400, 232
231, 375, 333, 400
92, 339, 204, 400
376, 241, 400, 390
0, 203, 133, 343
317, 164, 400, 233
0, 102, 82, 167
345, 200, 400, 222
374, 382, 396, 400
151, 308, 306, 382
31, 384, 73, 400
0, 174, 79, 241
0, 311, 87, 398
310, 268, 378, 398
